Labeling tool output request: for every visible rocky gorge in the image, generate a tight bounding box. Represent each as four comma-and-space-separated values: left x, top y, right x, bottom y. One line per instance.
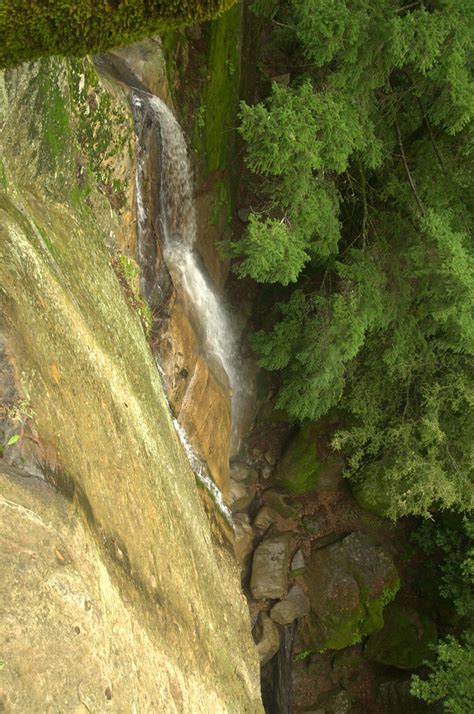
0, 4, 450, 713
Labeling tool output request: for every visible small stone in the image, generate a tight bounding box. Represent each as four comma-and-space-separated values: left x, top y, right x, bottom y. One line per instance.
260, 465, 273, 480
252, 612, 280, 665
253, 506, 278, 533
230, 461, 257, 484
290, 549, 305, 574
270, 73, 291, 86
237, 207, 251, 223
229, 479, 257, 513
261, 489, 302, 519
302, 516, 322, 534
270, 585, 310, 625
264, 451, 277, 466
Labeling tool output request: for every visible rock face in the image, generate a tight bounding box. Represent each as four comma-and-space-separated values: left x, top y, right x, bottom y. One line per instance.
253, 612, 281, 665
365, 603, 437, 670
0, 57, 263, 711
300, 533, 399, 651
250, 534, 291, 600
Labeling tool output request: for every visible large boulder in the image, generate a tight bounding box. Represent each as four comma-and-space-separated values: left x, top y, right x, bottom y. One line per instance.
250, 534, 291, 600
274, 423, 345, 494
365, 603, 437, 670
299, 533, 399, 651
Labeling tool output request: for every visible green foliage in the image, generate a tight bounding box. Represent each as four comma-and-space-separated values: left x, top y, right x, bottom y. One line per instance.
0, 1, 237, 68
409, 517, 474, 709
411, 633, 474, 713
234, 0, 474, 518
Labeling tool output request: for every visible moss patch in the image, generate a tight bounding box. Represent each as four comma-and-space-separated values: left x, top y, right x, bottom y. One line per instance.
192, 2, 242, 176
274, 423, 325, 494
0, 1, 237, 69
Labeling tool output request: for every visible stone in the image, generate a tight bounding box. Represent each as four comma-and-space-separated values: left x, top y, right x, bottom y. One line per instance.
260, 465, 273, 480
290, 548, 305, 575
238, 207, 251, 223
251, 534, 291, 600
253, 505, 278, 533
300, 533, 399, 651
270, 73, 291, 87
351, 474, 391, 517
229, 478, 257, 513
252, 612, 281, 665
233, 513, 254, 564
318, 688, 352, 714
270, 585, 310, 625
377, 678, 439, 713
274, 423, 344, 494
302, 515, 323, 534
261, 489, 302, 519
365, 603, 437, 670
230, 461, 258, 484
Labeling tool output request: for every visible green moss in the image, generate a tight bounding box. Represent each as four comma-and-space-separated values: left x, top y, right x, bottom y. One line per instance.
114, 255, 153, 338
0, 160, 7, 190
352, 477, 392, 517
36, 62, 72, 171
208, 179, 231, 226
366, 603, 438, 670
0, 1, 237, 69
192, 2, 243, 175
275, 423, 324, 494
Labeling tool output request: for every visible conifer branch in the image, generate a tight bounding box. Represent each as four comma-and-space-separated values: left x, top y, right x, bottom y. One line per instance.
394, 119, 425, 216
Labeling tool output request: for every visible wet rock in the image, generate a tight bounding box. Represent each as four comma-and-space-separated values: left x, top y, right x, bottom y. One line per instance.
253, 612, 280, 665
229, 478, 257, 513
253, 505, 278, 534
365, 603, 437, 670
261, 489, 302, 519
274, 423, 344, 494
300, 533, 399, 651
290, 549, 305, 575
233, 513, 254, 564
251, 534, 291, 600
270, 585, 310, 625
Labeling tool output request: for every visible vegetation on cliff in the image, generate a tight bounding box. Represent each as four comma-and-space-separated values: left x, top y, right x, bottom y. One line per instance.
0, 0, 236, 68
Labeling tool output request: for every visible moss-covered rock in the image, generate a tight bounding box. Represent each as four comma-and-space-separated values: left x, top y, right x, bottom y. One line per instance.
351, 476, 392, 517
0, 1, 237, 69
274, 423, 345, 495
365, 603, 437, 670
299, 533, 400, 652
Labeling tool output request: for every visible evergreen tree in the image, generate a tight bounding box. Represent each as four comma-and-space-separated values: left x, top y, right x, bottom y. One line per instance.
232, 0, 474, 517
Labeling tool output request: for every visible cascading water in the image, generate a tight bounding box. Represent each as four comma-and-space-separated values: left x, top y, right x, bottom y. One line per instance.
131, 89, 240, 522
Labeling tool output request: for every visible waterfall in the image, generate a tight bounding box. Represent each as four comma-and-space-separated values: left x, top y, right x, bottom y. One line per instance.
132, 89, 240, 522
